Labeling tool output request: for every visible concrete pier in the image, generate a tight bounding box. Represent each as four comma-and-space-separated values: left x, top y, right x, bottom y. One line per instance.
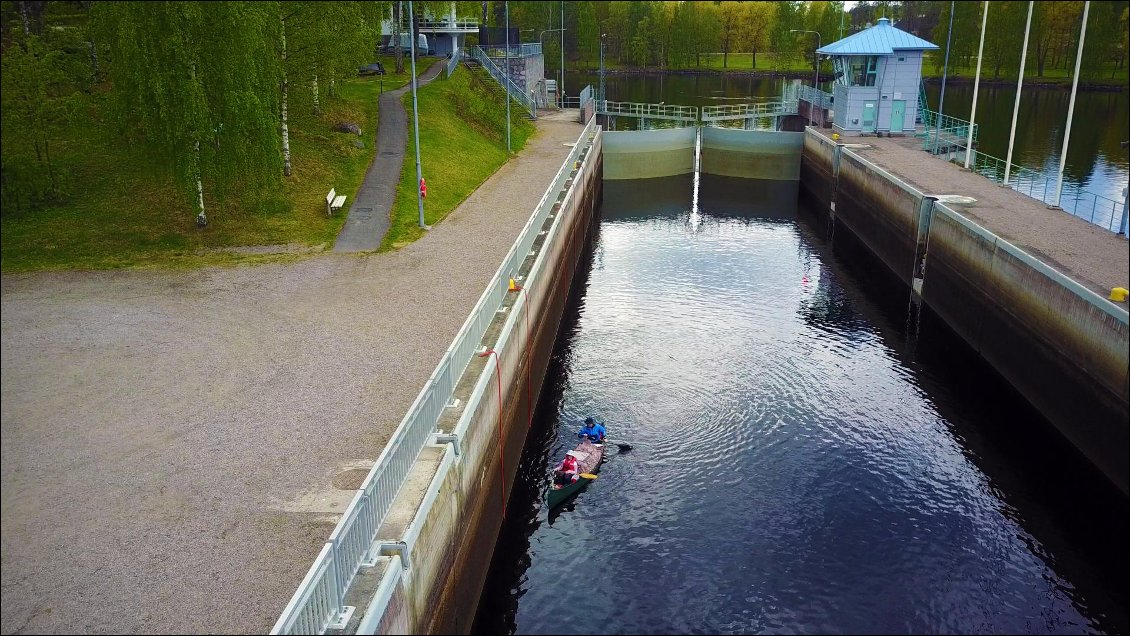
800, 128, 1129, 495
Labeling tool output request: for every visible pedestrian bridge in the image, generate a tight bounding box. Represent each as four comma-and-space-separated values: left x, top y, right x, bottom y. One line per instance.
569, 84, 831, 130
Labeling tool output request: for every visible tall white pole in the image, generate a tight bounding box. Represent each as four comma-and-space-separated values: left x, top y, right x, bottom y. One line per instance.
505, 1, 511, 153
933, 2, 955, 154
560, 0, 565, 108
1003, 1, 1032, 185
409, 1, 425, 228
964, 1, 989, 169
1053, 0, 1090, 208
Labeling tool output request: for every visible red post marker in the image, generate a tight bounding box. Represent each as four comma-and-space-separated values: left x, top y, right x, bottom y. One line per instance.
419, 178, 427, 199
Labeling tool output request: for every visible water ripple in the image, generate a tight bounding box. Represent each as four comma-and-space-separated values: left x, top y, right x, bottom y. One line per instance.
475, 178, 1125, 636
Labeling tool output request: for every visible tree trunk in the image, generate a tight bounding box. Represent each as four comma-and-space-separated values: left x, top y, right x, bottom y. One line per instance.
88, 39, 100, 81
312, 73, 320, 116
752, 48, 757, 69
280, 10, 292, 177
194, 141, 206, 223
393, 1, 404, 74
481, 0, 487, 26
44, 137, 57, 195
19, 1, 30, 35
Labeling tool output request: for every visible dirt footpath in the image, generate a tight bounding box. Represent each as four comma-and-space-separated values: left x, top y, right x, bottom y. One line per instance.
0, 117, 582, 634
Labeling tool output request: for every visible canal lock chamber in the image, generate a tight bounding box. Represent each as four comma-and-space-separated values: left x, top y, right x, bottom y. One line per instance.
472, 125, 1125, 636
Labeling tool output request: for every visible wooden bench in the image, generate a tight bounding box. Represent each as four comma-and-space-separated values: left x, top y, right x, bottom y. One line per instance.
325, 188, 347, 216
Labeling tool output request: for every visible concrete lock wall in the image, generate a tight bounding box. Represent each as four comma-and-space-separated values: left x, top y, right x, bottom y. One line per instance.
700, 128, 804, 180
799, 129, 1130, 495
356, 131, 605, 635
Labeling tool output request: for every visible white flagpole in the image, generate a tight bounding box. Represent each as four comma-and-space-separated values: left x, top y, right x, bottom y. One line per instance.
964, 1, 989, 169
1003, 1, 1033, 185
1053, 0, 1090, 208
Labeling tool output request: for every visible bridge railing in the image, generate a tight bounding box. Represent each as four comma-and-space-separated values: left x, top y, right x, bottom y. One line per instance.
701, 101, 798, 122
596, 100, 698, 121
467, 45, 537, 119
270, 118, 599, 636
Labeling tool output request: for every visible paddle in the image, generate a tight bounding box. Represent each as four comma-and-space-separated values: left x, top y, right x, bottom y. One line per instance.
579, 473, 598, 480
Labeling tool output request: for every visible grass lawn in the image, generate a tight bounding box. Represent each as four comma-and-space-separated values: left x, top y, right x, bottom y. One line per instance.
380, 65, 535, 251
0, 56, 437, 272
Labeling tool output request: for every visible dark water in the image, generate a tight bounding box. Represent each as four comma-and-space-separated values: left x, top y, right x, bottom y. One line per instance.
473, 175, 1128, 635
566, 72, 1129, 204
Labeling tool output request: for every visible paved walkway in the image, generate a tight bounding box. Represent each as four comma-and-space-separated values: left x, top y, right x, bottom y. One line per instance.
0, 117, 582, 634
836, 133, 1129, 297
334, 59, 446, 253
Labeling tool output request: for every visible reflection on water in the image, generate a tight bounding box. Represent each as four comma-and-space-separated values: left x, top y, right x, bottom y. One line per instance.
474, 175, 1128, 635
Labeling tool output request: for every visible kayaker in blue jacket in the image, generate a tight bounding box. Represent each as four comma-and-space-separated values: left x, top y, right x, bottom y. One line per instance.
578, 417, 606, 442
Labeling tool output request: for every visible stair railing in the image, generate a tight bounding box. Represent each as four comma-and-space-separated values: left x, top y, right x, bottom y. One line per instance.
467, 45, 538, 119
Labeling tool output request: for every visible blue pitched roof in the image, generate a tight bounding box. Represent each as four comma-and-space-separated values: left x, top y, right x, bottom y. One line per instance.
817, 17, 938, 55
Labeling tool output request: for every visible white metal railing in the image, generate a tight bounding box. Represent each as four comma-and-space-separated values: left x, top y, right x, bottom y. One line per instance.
444, 47, 460, 78
596, 100, 698, 121
385, 18, 478, 34
700, 101, 798, 122
579, 85, 593, 110
271, 118, 599, 636
482, 42, 542, 58
467, 45, 537, 118
797, 84, 833, 111
936, 147, 1128, 234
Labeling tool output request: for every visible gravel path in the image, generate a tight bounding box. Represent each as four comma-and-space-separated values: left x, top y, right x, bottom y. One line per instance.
334, 58, 446, 253
842, 134, 1129, 297
0, 116, 582, 634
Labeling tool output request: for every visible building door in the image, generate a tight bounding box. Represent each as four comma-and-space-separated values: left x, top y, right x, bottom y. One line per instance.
862, 102, 876, 133
890, 100, 906, 133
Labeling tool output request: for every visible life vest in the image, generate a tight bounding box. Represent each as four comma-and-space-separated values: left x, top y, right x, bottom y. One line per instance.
562, 456, 577, 472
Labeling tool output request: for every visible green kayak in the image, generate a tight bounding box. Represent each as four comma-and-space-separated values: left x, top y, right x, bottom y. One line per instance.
546, 440, 605, 509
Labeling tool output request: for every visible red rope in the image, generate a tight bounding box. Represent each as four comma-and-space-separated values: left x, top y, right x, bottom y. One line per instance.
478, 349, 506, 519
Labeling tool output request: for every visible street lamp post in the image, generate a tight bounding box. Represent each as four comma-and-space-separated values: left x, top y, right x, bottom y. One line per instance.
561, 1, 565, 108
790, 29, 821, 127
505, 1, 511, 153
599, 33, 606, 105
408, 0, 425, 228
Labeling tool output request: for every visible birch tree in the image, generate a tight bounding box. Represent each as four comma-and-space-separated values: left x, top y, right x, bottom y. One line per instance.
97, 2, 282, 226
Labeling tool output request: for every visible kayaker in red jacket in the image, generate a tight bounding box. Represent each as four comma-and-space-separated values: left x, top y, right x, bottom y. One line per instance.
555, 454, 580, 485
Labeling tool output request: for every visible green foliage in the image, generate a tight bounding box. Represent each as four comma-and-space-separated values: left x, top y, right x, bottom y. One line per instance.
0, 33, 81, 212
95, 1, 283, 220
0, 59, 432, 272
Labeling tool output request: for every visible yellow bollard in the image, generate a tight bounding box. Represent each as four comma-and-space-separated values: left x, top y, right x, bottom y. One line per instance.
1110, 287, 1128, 302
508, 278, 519, 292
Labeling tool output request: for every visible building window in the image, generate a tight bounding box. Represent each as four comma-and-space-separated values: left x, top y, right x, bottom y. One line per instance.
848, 56, 878, 87
898, 56, 906, 61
